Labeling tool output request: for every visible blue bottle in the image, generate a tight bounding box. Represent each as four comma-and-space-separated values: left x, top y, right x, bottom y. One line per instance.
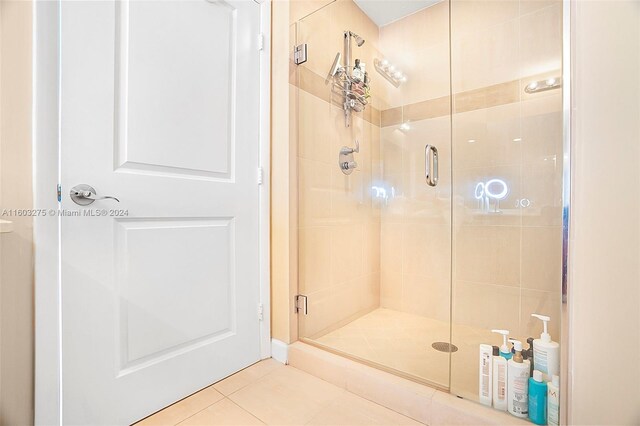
528, 370, 547, 425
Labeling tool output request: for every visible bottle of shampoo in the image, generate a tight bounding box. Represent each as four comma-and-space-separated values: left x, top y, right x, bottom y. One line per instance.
492, 345, 508, 411
479, 344, 493, 406
491, 329, 512, 360
507, 340, 530, 418
531, 314, 560, 378
512, 338, 531, 372
528, 370, 547, 425
547, 375, 560, 426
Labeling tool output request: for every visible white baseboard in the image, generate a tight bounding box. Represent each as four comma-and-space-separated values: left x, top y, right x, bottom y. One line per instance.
270, 339, 289, 364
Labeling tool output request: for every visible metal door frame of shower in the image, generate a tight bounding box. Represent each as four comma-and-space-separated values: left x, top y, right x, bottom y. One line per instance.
32, 1, 273, 424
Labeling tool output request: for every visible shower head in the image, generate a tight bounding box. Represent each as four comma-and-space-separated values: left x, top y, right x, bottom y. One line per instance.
347, 31, 365, 47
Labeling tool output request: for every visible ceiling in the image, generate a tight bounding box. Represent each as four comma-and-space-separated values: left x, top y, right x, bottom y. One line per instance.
353, 0, 441, 27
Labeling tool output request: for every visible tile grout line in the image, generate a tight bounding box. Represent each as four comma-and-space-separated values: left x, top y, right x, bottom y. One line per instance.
225, 397, 268, 425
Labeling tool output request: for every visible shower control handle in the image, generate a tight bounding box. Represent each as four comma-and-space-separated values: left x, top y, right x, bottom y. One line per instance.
425, 144, 438, 187
340, 139, 359, 155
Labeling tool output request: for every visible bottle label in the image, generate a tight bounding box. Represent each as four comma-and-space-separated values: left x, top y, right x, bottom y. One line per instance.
481, 352, 490, 398
512, 372, 529, 414
497, 365, 506, 400
534, 346, 549, 373
549, 401, 559, 425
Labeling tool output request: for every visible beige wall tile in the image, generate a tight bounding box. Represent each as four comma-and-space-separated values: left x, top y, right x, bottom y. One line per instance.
402, 274, 450, 322
404, 96, 451, 123
452, 20, 520, 93
454, 226, 521, 286
454, 80, 520, 113
450, 0, 519, 40
521, 155, 563, 227
363, 221, 381, 273
381, 106, 402, 127
298, 90, 332, 164
330, 224, 364, 284
298, 158, 332, 227
290, 0, 335, 25
402, 224, 450, 280
452, 102, 522, 170
521, 226, 562, 292
452, 281, 520, 332
299, 226, 332, 295
519, 3, 562, 77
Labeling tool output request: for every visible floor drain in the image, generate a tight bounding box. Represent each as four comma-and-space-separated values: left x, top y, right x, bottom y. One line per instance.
431, 342, 458, 353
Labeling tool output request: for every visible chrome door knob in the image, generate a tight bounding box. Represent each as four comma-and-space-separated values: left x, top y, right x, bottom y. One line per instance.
70, 184, 120, 206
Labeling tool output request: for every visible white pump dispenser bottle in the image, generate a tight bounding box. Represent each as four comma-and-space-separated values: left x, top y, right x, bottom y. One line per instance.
507, 340, 530, 418
531, 313, 560, 378
491, 329, 512, 360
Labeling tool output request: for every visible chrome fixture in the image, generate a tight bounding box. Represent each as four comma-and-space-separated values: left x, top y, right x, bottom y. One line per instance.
339, 140, 359, 175
295, 294, 308, 315
374, 58, 407, 88
348, 31, 365, 47
293, 43, 308, 65
425, 145, 438, 187
525, 77, 562, 94
327, 30, 370, 127
70, 184, 120, 206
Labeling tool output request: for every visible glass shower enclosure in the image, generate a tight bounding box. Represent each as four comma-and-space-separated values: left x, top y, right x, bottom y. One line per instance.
294, 0, 563, 401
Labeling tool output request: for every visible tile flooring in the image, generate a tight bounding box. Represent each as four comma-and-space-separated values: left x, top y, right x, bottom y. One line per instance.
136, 359, 423, 426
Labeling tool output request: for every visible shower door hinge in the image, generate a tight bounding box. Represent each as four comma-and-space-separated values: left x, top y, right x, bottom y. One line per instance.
257, 33, 264, 51
295, 294, 308, 315
294, 44, 308, 65
257, 167, 264, 185
257, 303, 264, 321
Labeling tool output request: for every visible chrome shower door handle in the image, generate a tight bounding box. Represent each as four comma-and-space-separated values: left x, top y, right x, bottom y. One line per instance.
425, 144, 438, 187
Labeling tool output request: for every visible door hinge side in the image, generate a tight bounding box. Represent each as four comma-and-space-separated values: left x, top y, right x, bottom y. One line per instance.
295, 294, 308, 315
294, 44, 308, 65
257, 33, 264, 51
257, 167, 264, 185
257, 303, 264, 321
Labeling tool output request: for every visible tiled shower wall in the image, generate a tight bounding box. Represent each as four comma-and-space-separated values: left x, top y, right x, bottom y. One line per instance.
294, 0, 563, 354
293, 0, 385, 338
450, 0, 563, 343
377, 2, 453, 323
376, 0, 562, 344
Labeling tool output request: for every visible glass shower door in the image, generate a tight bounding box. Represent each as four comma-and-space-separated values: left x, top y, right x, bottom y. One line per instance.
449, 0, 564, 400
294, 0, 453, 390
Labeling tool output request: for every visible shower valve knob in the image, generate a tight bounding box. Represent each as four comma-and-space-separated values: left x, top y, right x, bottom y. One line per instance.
340, 161, 358, 171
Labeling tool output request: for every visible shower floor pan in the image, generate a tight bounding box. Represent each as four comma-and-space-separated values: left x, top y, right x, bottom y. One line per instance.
307, 308, 493, 399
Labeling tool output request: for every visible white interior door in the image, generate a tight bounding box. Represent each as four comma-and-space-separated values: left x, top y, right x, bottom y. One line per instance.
60, 1, 263, 424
